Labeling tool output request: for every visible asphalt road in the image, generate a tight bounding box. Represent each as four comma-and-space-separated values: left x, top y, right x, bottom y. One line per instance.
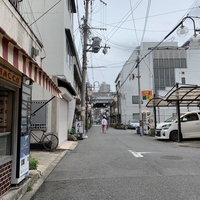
31, 125, 200, 200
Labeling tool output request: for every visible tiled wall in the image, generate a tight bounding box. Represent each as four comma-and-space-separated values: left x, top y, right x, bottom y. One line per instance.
0, 161, 12, 197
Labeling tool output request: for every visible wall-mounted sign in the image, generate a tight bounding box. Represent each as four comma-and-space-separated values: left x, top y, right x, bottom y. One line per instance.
0, 65, 21, 87
142, 90, 152, 101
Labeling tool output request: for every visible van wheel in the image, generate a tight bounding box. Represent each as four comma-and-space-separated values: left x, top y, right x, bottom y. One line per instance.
170, 131, 181, 142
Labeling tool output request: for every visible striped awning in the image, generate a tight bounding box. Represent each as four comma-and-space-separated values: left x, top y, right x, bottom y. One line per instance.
0, 27, 62, 98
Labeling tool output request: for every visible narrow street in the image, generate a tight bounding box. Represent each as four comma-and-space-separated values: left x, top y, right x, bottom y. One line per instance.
31, 125, 200, 200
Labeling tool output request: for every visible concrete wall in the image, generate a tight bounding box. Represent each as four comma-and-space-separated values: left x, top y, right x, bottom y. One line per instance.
0, 1, 42, 65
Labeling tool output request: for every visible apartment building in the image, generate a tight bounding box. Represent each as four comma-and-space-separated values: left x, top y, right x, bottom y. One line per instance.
116, 38, 200, 127
22, 0, 82, 145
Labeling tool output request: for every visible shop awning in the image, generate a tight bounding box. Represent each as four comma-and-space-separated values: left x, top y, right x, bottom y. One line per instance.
0, 27, 62, 98
57, 77, 77, 96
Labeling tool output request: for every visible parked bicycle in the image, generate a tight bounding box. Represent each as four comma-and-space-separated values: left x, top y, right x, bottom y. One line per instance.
30, 129, 59, 151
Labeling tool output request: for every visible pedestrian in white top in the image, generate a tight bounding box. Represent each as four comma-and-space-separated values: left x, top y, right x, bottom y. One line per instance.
101, 116, 108, 133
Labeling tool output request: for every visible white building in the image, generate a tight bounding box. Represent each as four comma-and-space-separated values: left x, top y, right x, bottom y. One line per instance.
0, 0, 63, 196
22, 0, 82, 145
117, 38, 200, 126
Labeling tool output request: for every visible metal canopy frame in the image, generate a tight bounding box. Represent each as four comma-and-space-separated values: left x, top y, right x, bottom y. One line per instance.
146, 84, 200, 108
146, 83, 200, 142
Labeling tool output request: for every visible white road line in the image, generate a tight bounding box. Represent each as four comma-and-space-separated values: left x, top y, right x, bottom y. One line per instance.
128, 150, 143, 157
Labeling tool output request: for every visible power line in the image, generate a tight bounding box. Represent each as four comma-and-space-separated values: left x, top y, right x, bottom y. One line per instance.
107, 0, 143, 41
104, 6, 200, 26
140, 0, 151, 44
29, 0, 62, 26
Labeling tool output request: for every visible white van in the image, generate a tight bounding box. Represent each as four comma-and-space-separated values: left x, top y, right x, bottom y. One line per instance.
155, 110, 200, 141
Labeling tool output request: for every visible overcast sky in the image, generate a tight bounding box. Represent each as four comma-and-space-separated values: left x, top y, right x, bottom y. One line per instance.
74, 0, 200, 91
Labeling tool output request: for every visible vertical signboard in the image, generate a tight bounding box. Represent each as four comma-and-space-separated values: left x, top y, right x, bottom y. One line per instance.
75, 121, 83, 138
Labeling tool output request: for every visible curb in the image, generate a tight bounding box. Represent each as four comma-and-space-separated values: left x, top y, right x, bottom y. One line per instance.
21, 150, 68, 200
2, 172, 40, 200
2, 141, 78, 200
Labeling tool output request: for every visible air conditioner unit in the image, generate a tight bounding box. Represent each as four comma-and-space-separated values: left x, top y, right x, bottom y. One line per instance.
31, 46, 39, 59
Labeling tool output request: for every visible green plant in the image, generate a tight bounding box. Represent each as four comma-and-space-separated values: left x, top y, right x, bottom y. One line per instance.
29, 157, 39, 170
27, 186, 33, 192
69, 128, 76, 135
111, 123, 117, 128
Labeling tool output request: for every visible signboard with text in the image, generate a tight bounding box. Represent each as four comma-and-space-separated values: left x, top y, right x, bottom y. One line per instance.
0, 65, 21, 87
75, 121, 83, 134
142, 90, 152, 101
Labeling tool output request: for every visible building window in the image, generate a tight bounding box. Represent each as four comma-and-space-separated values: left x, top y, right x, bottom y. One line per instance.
66, 40, 73, 71
132, 113, 139, 119
153, 58, 186, 95
132, 96, 139, 104
67, 0, 72, 18
181, 77, 186, 84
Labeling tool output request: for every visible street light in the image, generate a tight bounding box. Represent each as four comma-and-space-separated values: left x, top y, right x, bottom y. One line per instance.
176, 16, 200, 37
176, 16, 200, 142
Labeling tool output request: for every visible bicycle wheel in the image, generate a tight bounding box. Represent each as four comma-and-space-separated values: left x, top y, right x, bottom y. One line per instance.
42, 133, 59, 151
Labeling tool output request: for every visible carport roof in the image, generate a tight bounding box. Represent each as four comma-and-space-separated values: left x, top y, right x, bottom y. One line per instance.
146, 84, 200, 108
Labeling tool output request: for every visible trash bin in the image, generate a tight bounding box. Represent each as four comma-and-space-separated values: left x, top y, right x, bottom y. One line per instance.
136, 126, 140, 134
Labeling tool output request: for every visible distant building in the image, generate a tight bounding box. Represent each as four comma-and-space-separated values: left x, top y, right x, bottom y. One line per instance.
89, 82, 116, 125
99, 81, 111, 92
116, 39, 200, 126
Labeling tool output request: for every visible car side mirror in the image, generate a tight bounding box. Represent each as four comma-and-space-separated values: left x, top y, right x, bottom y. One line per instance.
182, 117, 187, 122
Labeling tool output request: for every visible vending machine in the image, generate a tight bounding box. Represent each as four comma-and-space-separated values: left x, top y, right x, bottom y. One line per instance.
142, 111, 151, 135
142, 112, 148, 135
12, 82, 31, 184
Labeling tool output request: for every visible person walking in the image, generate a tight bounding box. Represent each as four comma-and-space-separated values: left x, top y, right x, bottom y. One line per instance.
101, 116, 108, 134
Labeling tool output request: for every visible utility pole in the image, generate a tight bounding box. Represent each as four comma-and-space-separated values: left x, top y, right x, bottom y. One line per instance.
85, 82, 88, 133
81, 0, 90, 137
136, 47, 142, 136
80, 0, 109, 137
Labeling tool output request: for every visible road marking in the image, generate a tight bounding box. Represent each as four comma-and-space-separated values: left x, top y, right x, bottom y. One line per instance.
128, 150, 143, 157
